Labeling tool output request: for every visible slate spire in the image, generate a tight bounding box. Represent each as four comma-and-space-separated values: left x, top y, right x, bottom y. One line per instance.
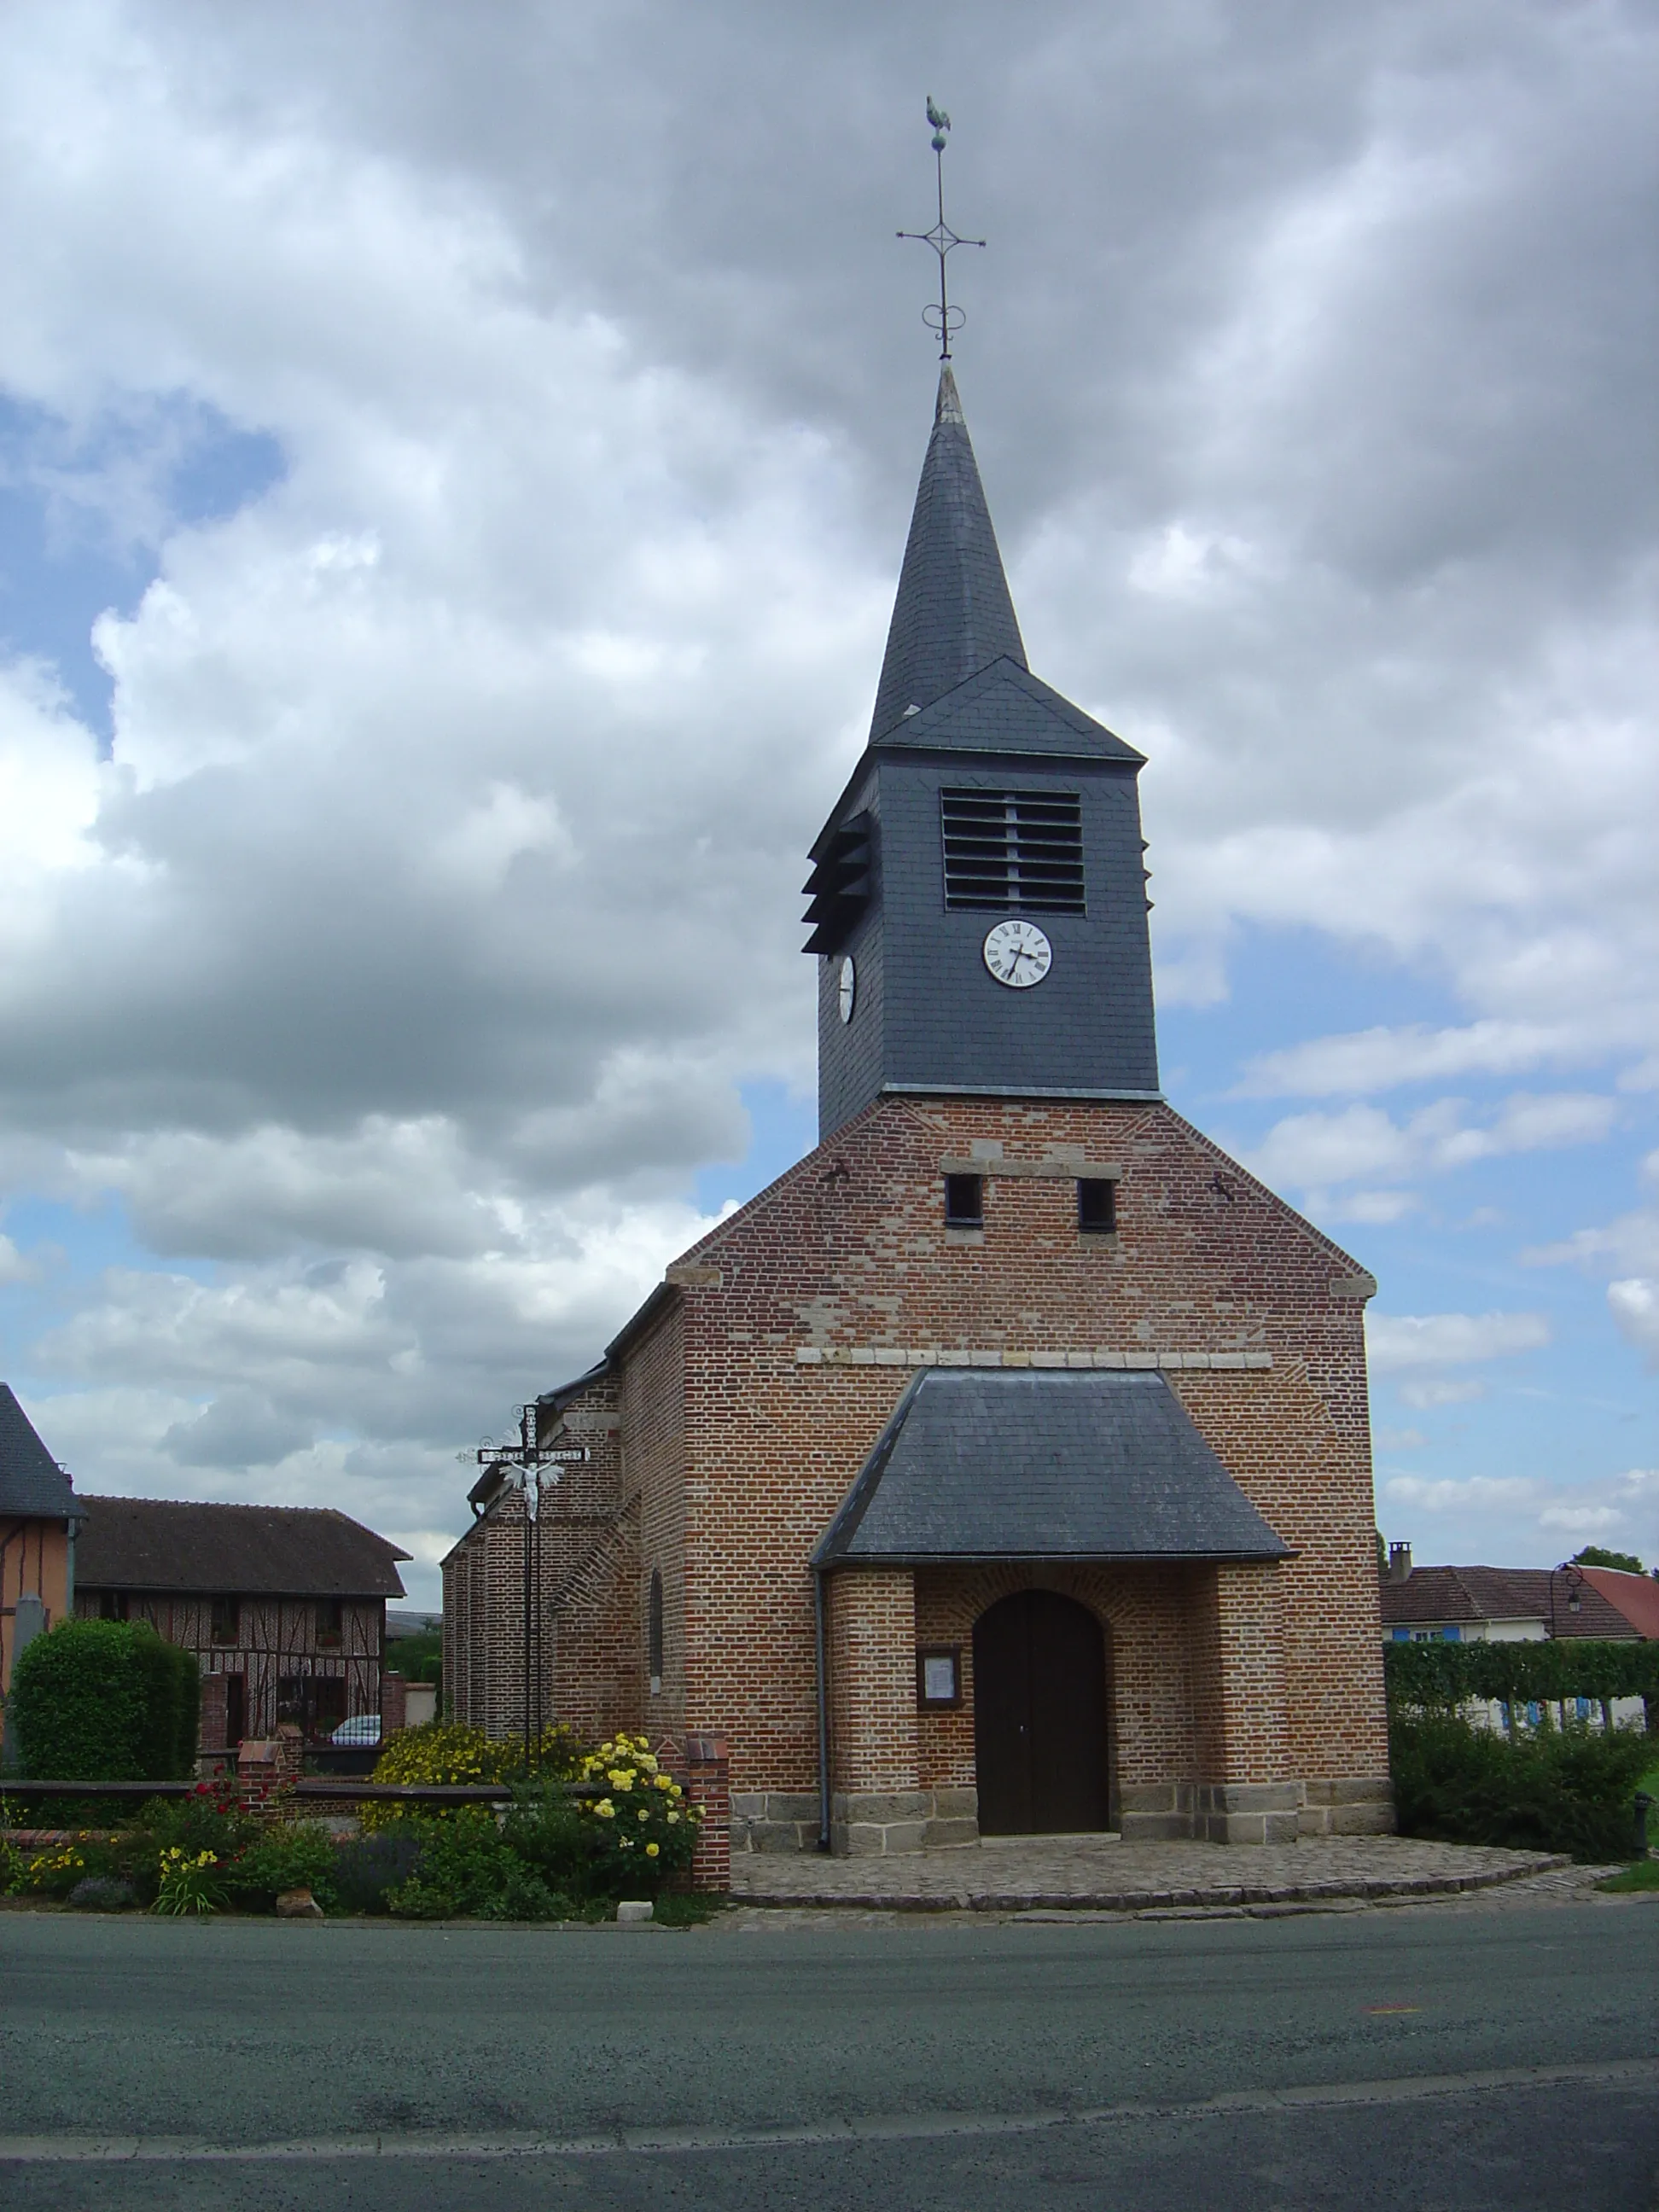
867, 366, 1027, 742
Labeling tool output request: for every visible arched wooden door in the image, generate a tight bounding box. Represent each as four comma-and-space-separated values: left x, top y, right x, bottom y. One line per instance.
973, 1590, 1110, 1835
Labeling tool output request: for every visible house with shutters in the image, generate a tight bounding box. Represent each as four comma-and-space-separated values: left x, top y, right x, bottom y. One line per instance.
445, 364, 1392, 1854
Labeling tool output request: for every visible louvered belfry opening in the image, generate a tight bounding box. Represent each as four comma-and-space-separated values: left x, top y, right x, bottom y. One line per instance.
940, 789, 1086, 914
802, 811, 876, 954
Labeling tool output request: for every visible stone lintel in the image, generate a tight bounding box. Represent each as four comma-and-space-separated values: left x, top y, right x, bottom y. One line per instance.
939, 1155, 1122, 1181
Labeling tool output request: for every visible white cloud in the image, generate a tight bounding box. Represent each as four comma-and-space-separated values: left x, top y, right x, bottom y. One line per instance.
1368, 1310, 1551, 1371
1383, 1474, 1540, 1514
1237, 1020, 1589, 1099
0, 1232, 36, 1285
0, 0, 1650, 1595
1375, 1425, 1428, 1451
1608, 1278, 1659, 1365
1245, 1091, 1618, 1205
1538, 1504, 1625, 1534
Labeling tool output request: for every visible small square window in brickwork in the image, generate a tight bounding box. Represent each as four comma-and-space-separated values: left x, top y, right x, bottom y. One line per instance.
210, 1594, 241, 1645
1077, 1179, 1117, 1235
944, 1173, 984, 1228
941, 789, 1085, 913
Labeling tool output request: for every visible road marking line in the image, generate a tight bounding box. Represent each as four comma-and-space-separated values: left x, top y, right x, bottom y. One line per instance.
2, 2059, 1653, 2164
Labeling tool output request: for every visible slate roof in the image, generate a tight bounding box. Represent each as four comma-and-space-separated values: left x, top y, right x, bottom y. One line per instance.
812, 1369, 1289, 1566
877, 656, 1143, 765
1378, 1564, 1639, 1640
73, 1497, 409, 1598
0, 1384, 79, 1522
868, 367, 1028, 742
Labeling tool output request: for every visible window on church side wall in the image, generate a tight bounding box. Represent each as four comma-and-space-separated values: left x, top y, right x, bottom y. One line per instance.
940, 789, 1085, 913
649, 1569, 664, 1691
945, 1173, 984, 1229
1078, 1179, 1117, 1235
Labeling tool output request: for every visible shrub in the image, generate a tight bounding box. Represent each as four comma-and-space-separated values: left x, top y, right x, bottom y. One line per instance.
384, 1813, 570, 1921
361, 1720, 584, 1828
332, 1830, 425, 1914
143, 1778, 261, 1866
227, 1822, 341, 1913
1390, 1711, 1654, 1860
22, 1843, 91, 1899
501, 1782, 592, 1897
69, 1876, 137, 1911
9, 1620, 199, 1781
576, 1734, 701, 1898
153, 1847, 228, 1916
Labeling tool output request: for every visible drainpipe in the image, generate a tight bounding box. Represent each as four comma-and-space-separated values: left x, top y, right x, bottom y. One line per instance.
813, 1567, 831, 1853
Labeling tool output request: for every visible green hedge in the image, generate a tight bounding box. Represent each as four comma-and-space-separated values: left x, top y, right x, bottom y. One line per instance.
1390, 1712, 1653, 1860
1384, 1638, 1659, 1713
8, 1619, 200, 1780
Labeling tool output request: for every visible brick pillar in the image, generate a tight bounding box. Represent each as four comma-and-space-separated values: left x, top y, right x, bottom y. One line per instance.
684, 1732, 730, 1894
237, 1721, 305, 1817
827, 1569, 925, 1855
381, 1671, 408, 1736
1191, 1562, 1296, 1842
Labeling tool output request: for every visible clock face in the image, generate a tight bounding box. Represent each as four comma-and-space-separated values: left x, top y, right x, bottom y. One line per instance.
983, 919, 1053, 989
837, 956, 857, 1024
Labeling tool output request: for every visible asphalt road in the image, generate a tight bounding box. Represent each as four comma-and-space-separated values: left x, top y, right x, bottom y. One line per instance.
2, 1898, 1657, 2210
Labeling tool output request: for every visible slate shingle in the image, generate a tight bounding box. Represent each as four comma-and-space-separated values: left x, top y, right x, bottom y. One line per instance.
813, 1368, 1289, 1564
868, 367, 1027, 742
0, 1384, 78, 1522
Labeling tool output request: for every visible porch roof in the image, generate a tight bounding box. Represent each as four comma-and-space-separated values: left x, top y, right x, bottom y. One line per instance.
811, 1368, 1289, 1568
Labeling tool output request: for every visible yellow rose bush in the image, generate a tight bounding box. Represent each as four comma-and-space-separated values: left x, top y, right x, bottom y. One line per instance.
361, 1720, 583, 1830
577, 1735, 701, 1895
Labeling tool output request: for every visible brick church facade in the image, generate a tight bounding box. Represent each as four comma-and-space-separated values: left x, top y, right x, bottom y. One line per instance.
445, 368, 1392, 1853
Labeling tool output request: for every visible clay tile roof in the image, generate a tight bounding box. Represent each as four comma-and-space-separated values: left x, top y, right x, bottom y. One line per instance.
1578, 1566, 1659, 1639
73, 1497, 408, 1598
1379, 1563, 1639, 1639
0, 1385, 79, 1522
813, 1368, 1289, 1567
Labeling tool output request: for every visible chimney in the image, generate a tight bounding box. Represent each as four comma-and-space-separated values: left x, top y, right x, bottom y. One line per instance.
1388, 1542, 1412, 1584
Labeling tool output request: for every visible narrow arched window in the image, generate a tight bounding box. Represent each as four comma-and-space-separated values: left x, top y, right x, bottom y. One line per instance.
649, 1569, 665, 1687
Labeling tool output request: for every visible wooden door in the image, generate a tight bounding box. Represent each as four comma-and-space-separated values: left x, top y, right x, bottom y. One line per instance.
973, 1590, 1110, 1835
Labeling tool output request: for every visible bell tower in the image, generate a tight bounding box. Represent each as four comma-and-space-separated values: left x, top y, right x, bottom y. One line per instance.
806, 367, 1161, 1138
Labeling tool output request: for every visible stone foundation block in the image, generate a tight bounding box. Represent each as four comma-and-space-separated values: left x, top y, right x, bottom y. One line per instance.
730, 1790, 819, 1854
1297, 1777, 1395, 1838
1118, 1781, 1194, 1842
830, 1788, 980, 1856
1195, 1782, 1301, 1846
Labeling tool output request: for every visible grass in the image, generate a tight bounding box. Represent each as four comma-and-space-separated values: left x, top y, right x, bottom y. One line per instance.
1597, 1860, 1659, 1893
651, 1892, 726, 1928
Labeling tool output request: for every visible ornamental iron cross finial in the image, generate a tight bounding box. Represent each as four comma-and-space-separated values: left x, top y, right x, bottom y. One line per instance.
897, 96, 985, 360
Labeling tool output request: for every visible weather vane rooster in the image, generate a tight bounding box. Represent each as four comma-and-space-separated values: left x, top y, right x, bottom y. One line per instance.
898, 96, 985, 360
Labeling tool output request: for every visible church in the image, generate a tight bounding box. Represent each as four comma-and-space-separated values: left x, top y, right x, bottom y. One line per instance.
444, 364, 1392, 1855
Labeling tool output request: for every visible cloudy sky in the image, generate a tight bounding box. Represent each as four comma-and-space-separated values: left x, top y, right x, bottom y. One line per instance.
1, 0, 1653, 1606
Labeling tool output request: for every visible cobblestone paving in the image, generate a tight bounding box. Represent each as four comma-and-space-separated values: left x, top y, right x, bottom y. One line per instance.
729, 1833, 1574, 1914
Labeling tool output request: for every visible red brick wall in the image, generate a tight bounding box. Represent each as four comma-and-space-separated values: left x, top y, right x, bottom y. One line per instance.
456, 1090, 1389, 1810
828, 1569, 918, 1792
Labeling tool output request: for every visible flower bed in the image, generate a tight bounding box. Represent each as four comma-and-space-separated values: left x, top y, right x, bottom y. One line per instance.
2, 1733, 716, 1919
